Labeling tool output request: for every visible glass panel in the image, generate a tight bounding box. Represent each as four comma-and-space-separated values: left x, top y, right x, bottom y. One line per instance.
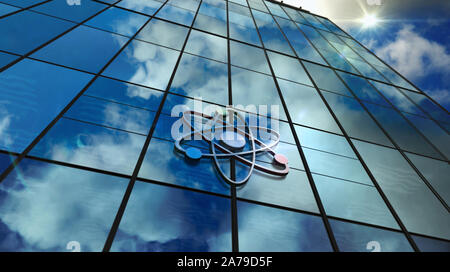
346, 57, 386, 82
138, 137, 230, 195
252, 9, 294, 56
353, 140, 450, 240
193, 0, 227, 37
374, 64, 418, 91
0, 3, 19, 16
401, 90, 449, 125
238, 201, 332, 252
299, 24, 335, 52
412, 235, 450, 252
229, 0, 247, 6
406, 153, 450, 205
31, 25, 129, 73
300, 12, 328, 31
228, 2, 261, 46
103, 40, 180, 91
85, 76, 164, 111
231, 66, 287, 121
64, 96, 156, 135
0, 159, 128, 252
170, 54, 228, 105
30, 118, 146, 175
156, 2, 196, 26
322, 91, 394, 146
264, 1, 289, 19
330, 219, 413, 252
315, 17, 349, 37
0, 0, 44, 8
0, 10, 76, 54
363, 102, 443, 159
370, 81, 425, 116
31, 0, 106, 22
319, 48, 359, 74
278, 79, 341, 134
0, 59, 93, 153
0, 153, 14, 173
267, 51, 312, 85
314, 174, 399, 229
337, 71, 391, 107
274, 16, 326, 65
405, 114, 450, 159
237, 167, 317, 213
0, 51, 18, 69
247, 0, 268, 13
303, 62, 351, 96
136, 18, 189, 50
84, 6, 149, 37
185, 30, 227, 62
282, 6, 310, 26
229, 40, 270, 74
111, 181, 231, 252
295, 126, 372, 185
117, 0, 165, 16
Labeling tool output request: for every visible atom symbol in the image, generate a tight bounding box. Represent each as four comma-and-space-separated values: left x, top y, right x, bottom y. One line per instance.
174, 108, 289, 186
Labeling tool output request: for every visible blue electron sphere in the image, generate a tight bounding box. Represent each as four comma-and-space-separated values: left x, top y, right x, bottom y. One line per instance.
186, 147, 202, 160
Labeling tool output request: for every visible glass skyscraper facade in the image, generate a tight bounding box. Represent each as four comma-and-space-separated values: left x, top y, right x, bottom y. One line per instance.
0, 0, 448, 252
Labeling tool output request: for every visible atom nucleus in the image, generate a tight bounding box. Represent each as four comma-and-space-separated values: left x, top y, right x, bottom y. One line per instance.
174, 108, 289, 186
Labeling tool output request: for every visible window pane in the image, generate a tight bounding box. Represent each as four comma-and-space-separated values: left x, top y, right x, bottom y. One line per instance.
267, 51, 312, 85
0, 159, 128, 252
0, 3, 19, 16
228, 2, 261, 46
193, 0, 227, 36
31, 0, 106, 22
353, 140, 450, 240
401, 90, 449, 125
185, 30, 227, 62
136, 18, 189, 50
412, 235, 450, 252
303, 62, 351, 96
337, 71, 391, 107
346, 57, 386, 82
314, 174, 399, 229
278, 79, 341, 134
1, 0, 44, 8
322, 91, 394, 146
406, 153, 450, 205
363, 102, 443, 159
238, 201, 332, 252
30, 118, 146, 175
230, 41, 270, 74
103, 40, 180, 91
84, 6, 149, 37
31, 26, 129, 73
0, 51, 19, 69
274, 16, 326, 65
296, 126, 372, 185
0, 153, 15, 173
252, 9, 294, 56
0, 11, 75, 54
330, 219, 413, 252
156, 2, 196, 26
111, 181, 231, 252
170, 54, 228, 105
0, 59, 93, 153
117, 0, 165, 16
264, 1, 289, 19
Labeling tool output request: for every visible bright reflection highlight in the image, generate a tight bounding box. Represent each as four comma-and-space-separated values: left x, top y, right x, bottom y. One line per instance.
360, 14, 379, 28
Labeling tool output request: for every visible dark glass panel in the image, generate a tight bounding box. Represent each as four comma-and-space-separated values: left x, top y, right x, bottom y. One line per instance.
353, 140, 450, 240
238, 201, 332, 252
412, 235, 450, 252
0, 3, 19, 16
111, 181, 231, 252
330, 219, 413, 252
0, 59, 93, 153
31, 25, 129, 73
0, 159, 128, 251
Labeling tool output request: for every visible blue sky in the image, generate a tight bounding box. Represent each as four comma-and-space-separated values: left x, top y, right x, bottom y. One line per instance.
277, 0, 450, 111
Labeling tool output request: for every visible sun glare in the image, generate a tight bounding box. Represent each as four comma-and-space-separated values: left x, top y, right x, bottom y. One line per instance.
361, 14, 379, 28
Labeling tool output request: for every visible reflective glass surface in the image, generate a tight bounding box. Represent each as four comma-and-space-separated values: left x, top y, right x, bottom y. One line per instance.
193, 0, 227, 37
353, 140, 450, 240
228, 2, 261, 46
0, 3, 19, 16
0, 159, 128, 251
185, 30, 227, 62
230, 40, 270, 74
111, 181, 232, 252
136, 18, 189, 50
412, 235, 450, 252
267, 51, 311, 85
238, 201, 332, 252
31, 0, 106, 22
117, 0, 165, 16
103, 39, 180, 91
0, 59, 93, 153
303, 62, 351, 96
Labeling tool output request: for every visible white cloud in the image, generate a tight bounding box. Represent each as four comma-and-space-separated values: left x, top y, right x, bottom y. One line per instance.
375, 25, 450, 80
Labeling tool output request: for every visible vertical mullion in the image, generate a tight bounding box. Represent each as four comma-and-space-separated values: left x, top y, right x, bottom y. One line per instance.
245, 0, 340, 252
226, 0, 240, 253
276, 3, 422, 251
102, 0, 206, 251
